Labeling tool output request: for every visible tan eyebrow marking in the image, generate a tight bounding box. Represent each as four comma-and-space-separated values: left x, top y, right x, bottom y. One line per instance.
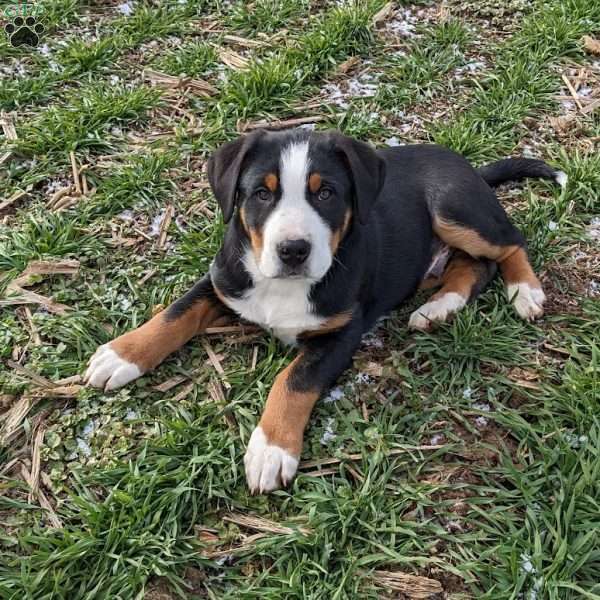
308, 173, 321, 193
264, 173, 278, 192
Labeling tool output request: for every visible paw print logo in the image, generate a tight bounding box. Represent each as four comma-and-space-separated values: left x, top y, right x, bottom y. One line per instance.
4, 16, 44, 47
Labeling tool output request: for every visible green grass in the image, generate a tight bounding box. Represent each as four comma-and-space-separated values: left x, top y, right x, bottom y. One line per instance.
1, 0, 599, 598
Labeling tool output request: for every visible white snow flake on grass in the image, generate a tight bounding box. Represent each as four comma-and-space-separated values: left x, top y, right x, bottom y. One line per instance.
150, 210, 166, 236
324, 387, 345, 403
586, 217, 600, 241
118, 1, 135, 16
475, 416, 489, 428
77, 438, 92, 457
320, 418, 337, 445
520, 553, 536, 575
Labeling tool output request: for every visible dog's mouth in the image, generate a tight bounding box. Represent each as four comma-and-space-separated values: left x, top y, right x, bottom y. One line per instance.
272, 267, 309, 280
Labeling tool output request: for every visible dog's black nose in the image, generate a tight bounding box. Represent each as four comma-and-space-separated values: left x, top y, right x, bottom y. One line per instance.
277, 239, 311, 267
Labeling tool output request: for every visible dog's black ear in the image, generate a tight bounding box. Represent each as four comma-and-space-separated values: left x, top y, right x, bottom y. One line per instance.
207, 131, 264, 223
330, 132, 385, 224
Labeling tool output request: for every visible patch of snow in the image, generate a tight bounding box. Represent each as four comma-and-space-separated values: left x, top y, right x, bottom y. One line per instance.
588, 281, 600, 297
586, 217, 600, 241
455, 60, 486, 75
548, 221, 558, 231
564, 432, 588, 448
324, 387, 345, 404
81, 420, 95, 438
118, 209, 135, 222
387, 9, 418, 37
45, 178, 70, 194
430, 434, 444, 445
77, 438, 92, 457
520, 553, 536, 575
385, 136, 401, 147
1, 59, 27, 77
37, 44, 51, 57
320, 418, 337, 445
475, 416, 489, 428
119, 296, 132, 311
355, 372, 372, 385
125, 409, 138, 420
109, 75, 121, 86
473, 402, 491, 412
150, 210, 166, 236
462, 387, 473, 400
362, 330, 384, 348
117, 1, 135, 16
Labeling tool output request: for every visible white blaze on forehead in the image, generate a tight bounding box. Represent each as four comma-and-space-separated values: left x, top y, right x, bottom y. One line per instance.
258, 140, 333, 279
280, 141, 311, 204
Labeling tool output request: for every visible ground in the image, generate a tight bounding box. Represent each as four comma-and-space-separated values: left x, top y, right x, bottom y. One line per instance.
0, 0, 599, 598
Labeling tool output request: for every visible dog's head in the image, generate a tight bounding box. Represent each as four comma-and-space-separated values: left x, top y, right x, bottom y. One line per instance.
207, 129, 385, 281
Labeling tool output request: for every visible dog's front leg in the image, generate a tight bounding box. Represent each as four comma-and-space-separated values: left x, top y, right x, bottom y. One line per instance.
85, 275, 232, 391
244, 319, 363, 494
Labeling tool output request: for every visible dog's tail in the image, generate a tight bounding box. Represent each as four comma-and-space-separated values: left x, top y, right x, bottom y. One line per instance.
477, 158, 567, 189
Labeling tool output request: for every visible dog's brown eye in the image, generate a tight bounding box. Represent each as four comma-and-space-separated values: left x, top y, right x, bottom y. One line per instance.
256, 189, 271, 202
318, 188, 332, 201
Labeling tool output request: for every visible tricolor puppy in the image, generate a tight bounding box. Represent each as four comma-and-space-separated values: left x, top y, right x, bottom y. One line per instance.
85, 129, 565, 493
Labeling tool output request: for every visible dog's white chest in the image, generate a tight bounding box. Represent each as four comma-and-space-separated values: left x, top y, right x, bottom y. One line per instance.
225, 277, 324, 345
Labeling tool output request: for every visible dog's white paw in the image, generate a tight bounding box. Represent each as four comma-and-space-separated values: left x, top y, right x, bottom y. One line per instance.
84, 344, 142, 391
244, 427, 299, 494
507, 283, 545, 321
408, 292, 466, 331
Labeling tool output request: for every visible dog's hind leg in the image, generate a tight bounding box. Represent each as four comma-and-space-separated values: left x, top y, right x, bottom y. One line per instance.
409, 251, 496, 331
432, 215, 545, 321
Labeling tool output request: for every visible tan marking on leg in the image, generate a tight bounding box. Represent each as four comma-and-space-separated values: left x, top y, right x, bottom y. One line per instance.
110, 298, 228, 372
240, 206, 263, 261
308, 172, 321, 193
298, 310, 352, 339
499, 247, 545, 320
409, 253, 490, 330
432, 254, 479, 300
259, 355, 319, 456
433, 217, 518, 260
418, 276, 443, 291
264, 173, 278, 192
499, 247, 540, 286
329, 209, 352, 253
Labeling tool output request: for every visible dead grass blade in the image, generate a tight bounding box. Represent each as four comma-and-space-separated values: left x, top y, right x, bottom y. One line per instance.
223, 34, 266, 48
582, 35, 600, 56
299, 444, 444, 470
561, 73, 583, 110
28, 425, 45, 503
154, 374, 188, 393
239, 115, 326, 133
3, 259, 79, 314
223, 512, 311, 536
370, 570, 443, 599
218, 48, 249, 70
0, 396, 38, 445
20, 462, 63, 528
0, 184, 33, 213
0, 110, 17, 165
143, 69, 218, 96
157, 204, 174, 249
202, 339, 231, 389
373, 2, 394, 26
